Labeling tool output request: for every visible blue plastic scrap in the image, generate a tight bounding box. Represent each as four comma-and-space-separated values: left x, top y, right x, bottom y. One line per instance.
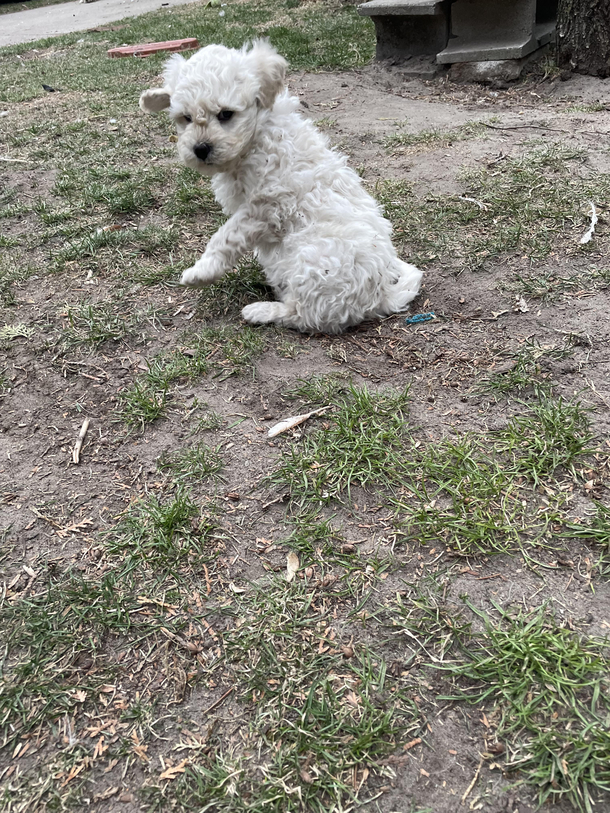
405, 311, 435, 325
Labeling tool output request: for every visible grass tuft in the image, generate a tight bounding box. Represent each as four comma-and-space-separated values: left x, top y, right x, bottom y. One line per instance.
158, 442, 224, 484
439, 603, 610, 812
495, 395, 593, 484
103, 490, 217, 579
272, 378, 411, 504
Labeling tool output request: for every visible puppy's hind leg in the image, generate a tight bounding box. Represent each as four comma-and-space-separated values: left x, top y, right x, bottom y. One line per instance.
242, 301, 298, 326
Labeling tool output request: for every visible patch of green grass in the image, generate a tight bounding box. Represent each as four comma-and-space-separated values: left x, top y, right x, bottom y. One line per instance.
394, 394, 591, 556
508, 264, 610, 301
34, 198, 75, 225
393, 434, 561, 556
192, 406, 225, 433
118, 378, 169, 429
118, 325, 266, 427
0, 1, 373, 104
163, 167, 223, 220
103, 491, 218, 580
0, 256, 35, 307
55, 300, 135, 352
477, 339, 571, 399
196, 257, 274, 319
55, 164, 167, 216
283, 514, 359, 570
389, 587, 469, 668
0, 233, 19, 248
494, 396, 593, 485
386, 120, 488, 151
158, 442, 224, 484
565, 102, 606, 113
272, 378, 412, 504
378, 143, 610, 272
142, 751, 245, 813
53, 224, 179, 272
215, 579, 419, 812
566, 501, 610, 546
0, 568, 192, 744
439, 603, 610, 812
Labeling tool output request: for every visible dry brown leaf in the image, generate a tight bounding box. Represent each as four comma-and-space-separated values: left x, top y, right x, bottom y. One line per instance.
159, 759, 190, 781
286, 551, 300, 582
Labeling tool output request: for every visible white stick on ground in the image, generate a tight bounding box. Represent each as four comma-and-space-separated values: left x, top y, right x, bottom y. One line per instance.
267, 406, 332, 438
72, 418, 90, 464
580, 202, 598, 244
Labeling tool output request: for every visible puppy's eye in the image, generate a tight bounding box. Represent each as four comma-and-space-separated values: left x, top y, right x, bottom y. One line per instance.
217, 110, 234, 123
182, 114, 192, 123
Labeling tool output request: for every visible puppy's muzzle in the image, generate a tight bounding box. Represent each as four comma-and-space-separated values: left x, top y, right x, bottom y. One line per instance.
193, 143, 212, 161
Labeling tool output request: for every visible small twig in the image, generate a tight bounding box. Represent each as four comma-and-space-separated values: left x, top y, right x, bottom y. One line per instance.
160, 627, 201, 654
585, 378, 610, 411
481, 122, 569, 134
458, 196, 489, 210
72, 418, 90, 464
267, 405, 332, 438
202, 687, 234, 716
203, 563, 212, 595
482, 121, 610, 140
462, 756, 484, 805
0, 156, 28, 163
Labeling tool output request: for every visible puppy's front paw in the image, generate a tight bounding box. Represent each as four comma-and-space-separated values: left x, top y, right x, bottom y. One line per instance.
180, 261, 218, 288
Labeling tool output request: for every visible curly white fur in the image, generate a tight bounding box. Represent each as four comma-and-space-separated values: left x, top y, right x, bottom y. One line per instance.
140, 41, 422, 333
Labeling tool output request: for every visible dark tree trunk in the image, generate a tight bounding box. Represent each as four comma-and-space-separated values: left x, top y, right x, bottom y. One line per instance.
556, 0, 610, 77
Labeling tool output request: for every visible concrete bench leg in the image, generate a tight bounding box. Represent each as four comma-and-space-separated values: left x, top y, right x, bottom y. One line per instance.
372, 13, 449, 60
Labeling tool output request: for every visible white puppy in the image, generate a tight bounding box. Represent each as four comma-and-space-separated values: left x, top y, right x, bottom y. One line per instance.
140, 41, 422, 334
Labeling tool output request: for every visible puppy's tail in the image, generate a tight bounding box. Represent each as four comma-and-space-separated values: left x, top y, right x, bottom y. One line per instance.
383, 259, 422, 313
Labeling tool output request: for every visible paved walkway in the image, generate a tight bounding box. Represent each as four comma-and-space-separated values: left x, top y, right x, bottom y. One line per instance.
0, 0, 202, 49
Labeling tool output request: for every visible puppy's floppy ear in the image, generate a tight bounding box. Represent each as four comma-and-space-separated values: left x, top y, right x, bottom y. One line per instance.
139, 88, 171, 113
139, 53, 187, 114
246, 39, 287, 109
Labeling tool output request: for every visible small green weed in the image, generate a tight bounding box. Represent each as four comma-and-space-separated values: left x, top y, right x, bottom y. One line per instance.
158, 442, 224, 484
103, 490, 217, 579
118, 378, 169, 429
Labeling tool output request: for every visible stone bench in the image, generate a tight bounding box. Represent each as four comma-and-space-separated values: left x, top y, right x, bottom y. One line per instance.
437, 0, 556, 64
358, 0, 557, 68
357, 0, 450, 61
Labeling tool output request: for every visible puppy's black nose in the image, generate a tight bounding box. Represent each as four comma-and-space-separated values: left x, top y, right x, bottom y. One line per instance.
193, 143, 212, 161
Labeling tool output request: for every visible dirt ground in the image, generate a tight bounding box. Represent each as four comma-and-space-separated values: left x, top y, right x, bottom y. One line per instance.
2, 59, 610, 812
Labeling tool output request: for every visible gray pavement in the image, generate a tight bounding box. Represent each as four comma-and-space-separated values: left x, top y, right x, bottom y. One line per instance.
0, 0, 202, 49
